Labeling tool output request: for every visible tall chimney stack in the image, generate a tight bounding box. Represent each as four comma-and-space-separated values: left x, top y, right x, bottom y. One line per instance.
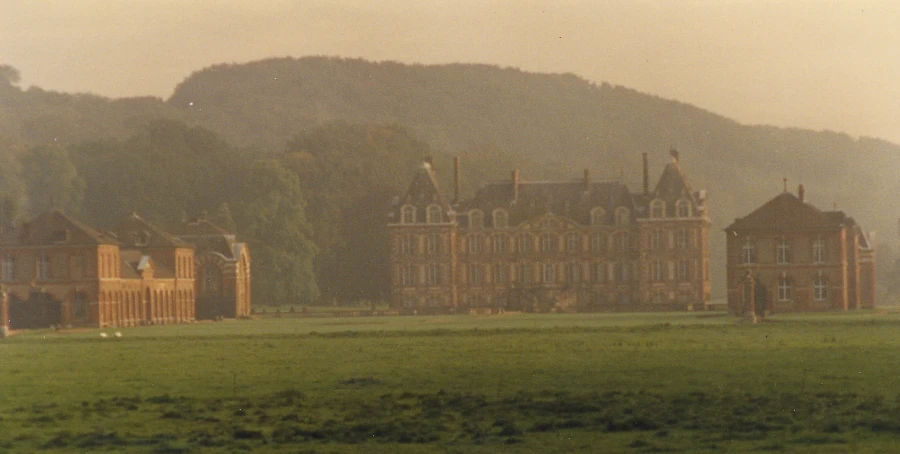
453, 156, 461, 205
512, 169, 520, 201
583, 169, 590, 191
642, 152, 649, 196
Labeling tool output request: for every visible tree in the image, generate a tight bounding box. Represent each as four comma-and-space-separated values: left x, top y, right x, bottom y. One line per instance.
231, 159, 319, 305
20, 144, 85, 216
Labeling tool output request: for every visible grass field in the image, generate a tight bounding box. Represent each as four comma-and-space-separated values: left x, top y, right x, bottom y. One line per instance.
3, 310, 900, 452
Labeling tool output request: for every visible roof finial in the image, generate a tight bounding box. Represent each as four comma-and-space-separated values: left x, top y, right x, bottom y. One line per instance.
783, 177, 787, 193
669, 148, 679, 163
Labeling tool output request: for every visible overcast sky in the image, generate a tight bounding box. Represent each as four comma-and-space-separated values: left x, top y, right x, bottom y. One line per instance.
3, 0, 899, 143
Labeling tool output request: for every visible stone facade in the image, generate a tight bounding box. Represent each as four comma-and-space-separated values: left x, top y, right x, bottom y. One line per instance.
388, 151, 711, 313
725, 186, 875, 313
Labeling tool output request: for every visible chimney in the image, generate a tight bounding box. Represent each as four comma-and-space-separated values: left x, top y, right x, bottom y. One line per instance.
512, 169, 520, 201
583, 169, 590, 191
798, 184, 805, 202
642, 152, 649, 196
453, 156, 461, 205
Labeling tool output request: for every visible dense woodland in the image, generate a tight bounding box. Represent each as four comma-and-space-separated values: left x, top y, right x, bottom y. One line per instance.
1, 57, 899, 305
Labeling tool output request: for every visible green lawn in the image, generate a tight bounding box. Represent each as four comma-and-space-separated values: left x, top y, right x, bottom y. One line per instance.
3, 310, 900, 452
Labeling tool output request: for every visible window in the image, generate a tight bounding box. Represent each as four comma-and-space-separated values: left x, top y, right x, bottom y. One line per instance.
591, 233, 606, 252
676, 229, 689, 250
517, 234, 534, 253
590, 207, 606, 226
615, 207, 630, 226
492, 234, 508, 254
38, 255, 50, 280
540, 233, 557, 253
426, 205, 442, 224
651, 259, 663, 282
777, 238, 791, 264
426, 264, 442, 285
741, 238, 756, 264
812, 238, 826, 264
494, 264, 508, 284
518, 263, 533, 284
401, 234, 417, 255
1, 256, 14, 282
401, 205, 416, 224
650, 200, 665, 218
676, 200, 691, 217
468, 235, 484, 254
493, 209, 508, 229
778, 277, 792, 301
402, 265, 417, 286
591, 262, 605, 283
565, 233, 581, 253
616, 262, 630, 283
542, 263, 556, 283
566, 262, 581, 283
677, 259, 691, 281
614, 232, 628, 251
468, 210, 484, 229
651, 230, 665, 251
813, 273, 827, 301
468, 264, 484, 285
425, 233, 440, 255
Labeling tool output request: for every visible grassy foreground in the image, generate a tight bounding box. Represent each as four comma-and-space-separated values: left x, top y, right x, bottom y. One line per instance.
2, 311, 900, 452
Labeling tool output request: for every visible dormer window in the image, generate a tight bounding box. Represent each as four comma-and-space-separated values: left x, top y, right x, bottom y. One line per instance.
492, 209, 508, 229
676, 200, 692, 218
650, 200, 665, 219
615, 207, 630, 226
468, 210, 484, 229
590, 207, 606, 226
426, 205, 442, 224
401, 205, 416, 224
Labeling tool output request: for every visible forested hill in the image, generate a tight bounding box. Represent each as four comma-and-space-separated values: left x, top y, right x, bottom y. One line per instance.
168, 57, 900, 268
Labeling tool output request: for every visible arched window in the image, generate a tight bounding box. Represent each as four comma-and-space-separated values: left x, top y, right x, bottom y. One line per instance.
813, 273, 827, 301
741, 238, 756, 264
468, 210, 484, 229
615, 207, 630, 226
492, 209, 508, 229
401, 205, 416, 224
426, 204, 442, 224
650, 200, 665, 219
676, 199, 692, 218
590, 207, 606, 226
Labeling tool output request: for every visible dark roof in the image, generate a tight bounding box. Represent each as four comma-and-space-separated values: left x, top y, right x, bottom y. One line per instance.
463, 179, 632, 227
111, 213, 190, 248
726, 192, 854, 231
0, 209, 120, 247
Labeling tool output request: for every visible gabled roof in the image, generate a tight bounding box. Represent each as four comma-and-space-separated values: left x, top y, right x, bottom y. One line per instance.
1, 209, 120, 246
726, 192, 853, 231
111, 213, 190, 248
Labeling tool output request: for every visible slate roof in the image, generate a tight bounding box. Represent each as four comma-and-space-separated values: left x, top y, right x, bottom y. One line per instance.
172, 218, 244, 261
0, 209, 120, 246
110, 213, 190, 248
725, 192, 855, 231
461, 179, 633, 227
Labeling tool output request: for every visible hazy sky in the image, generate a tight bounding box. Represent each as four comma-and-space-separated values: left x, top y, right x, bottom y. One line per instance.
3, 0, 900, 143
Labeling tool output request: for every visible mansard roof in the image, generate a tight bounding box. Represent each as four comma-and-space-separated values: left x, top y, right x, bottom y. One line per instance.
725, 192, 855, 231
462, 178, 633, 227
111, 213, 190, 248
1, 209, 119, 246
